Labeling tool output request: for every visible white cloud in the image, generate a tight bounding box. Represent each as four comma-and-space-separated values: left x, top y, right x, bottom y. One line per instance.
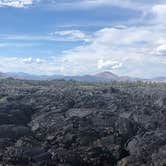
97, 59, 122, 70
36, 0, 153, 12
112, 63, 123, 69
22, 57, 44, 64
51, 30, 89, 42
0, 0, 33, 8
156, 44, 166, 56
1, 31, 90, 42
0, 0, 166, 77
0, 42, 39, 47
93, 27, 152, 45
22, 57, 33, 63
0, 25, 166, 77
0, 1, 165, 78
0, 0, 162, 11
1, 25, 166, 77
152, 4, 166, 22
0, 57, 64, 75
52, 25, 166, 77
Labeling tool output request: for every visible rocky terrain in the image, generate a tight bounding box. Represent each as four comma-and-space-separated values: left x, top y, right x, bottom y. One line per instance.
0, 78, 166, 166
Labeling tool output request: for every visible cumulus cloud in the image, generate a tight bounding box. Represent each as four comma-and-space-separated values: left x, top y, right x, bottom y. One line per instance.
0, 57, 64, 75
93, 27, 153, 46
1, 0, 166, 77
156, 44, 166, 56
52, 25, 166, 77
1, 24, 166, 77
152, 4, 166, 22
97, 59, 122, 70
0, 0, 33, 8
22, 57, 44, 64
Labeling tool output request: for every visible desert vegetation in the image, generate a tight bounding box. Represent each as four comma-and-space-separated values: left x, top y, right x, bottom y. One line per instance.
0, 78, 166, 165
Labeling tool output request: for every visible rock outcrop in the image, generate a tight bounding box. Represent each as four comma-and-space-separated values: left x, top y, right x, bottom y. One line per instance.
0, 79, 166, 165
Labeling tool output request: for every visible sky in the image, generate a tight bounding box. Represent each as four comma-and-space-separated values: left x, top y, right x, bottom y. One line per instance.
0, 0, 166, 78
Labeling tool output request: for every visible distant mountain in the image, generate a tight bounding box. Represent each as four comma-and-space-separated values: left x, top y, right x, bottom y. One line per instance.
4, 71, 123, 82
2, 72, 52, 80
152, 77, 166, 82
95, 71, 119, 81
0, 71, 165, 82
0, 72, 8, 79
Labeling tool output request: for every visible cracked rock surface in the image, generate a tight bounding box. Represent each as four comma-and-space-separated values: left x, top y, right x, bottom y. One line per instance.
0, 79, 166, 165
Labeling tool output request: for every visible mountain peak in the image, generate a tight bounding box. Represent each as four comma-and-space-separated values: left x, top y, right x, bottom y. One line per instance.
95, 71, 119, 79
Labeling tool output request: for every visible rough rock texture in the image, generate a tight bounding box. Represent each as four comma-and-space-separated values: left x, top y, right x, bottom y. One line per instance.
0, 79, 166, 165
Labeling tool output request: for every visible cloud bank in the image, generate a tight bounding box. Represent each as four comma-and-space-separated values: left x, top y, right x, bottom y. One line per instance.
1, 24, 166, 77
0, 0, 33, 8
0, 1, 166, 78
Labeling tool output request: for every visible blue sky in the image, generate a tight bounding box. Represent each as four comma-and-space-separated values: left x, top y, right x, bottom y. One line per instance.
0, 0, 166, 78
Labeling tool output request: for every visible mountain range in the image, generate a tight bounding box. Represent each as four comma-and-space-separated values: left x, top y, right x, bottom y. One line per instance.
0, 71, 165, 82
